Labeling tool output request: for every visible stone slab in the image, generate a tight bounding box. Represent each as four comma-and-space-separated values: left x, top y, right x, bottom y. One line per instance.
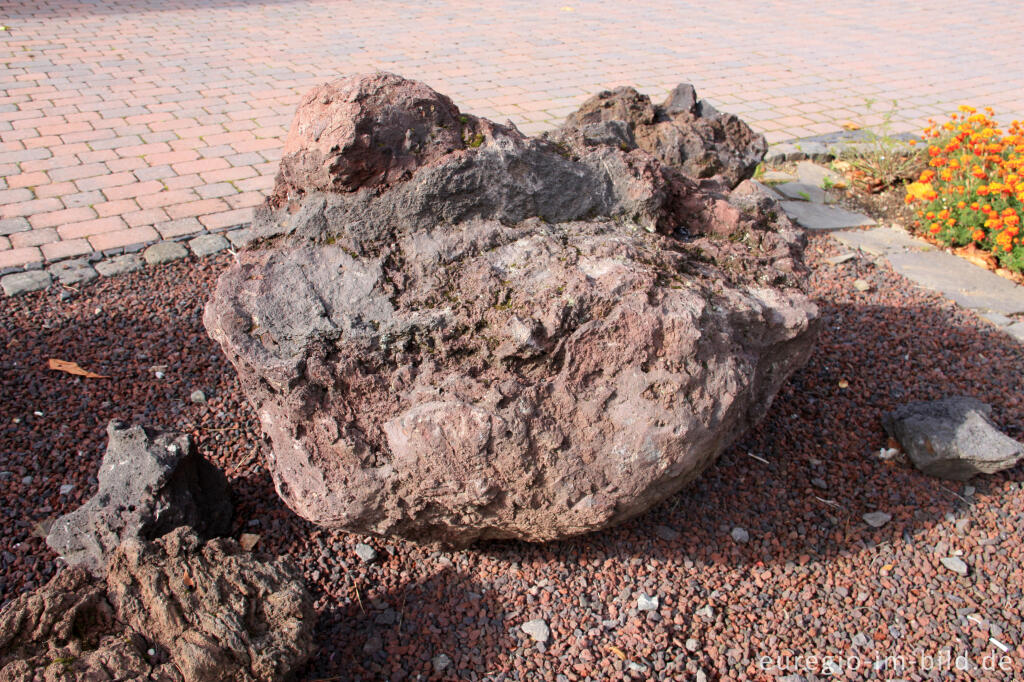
886, 250, 1024, 316
95, 254, 144, 277
1004, 322, 1024, 342
773, 182, 833, 204
780, 201, 875, 231
2, 270, 51, 296
143, 241, 189, 265
48, 258, 98, 285
760, 170, 797, 184
831, 226, 933, 256
188, 233, 230, 257
796, 160, 845, 188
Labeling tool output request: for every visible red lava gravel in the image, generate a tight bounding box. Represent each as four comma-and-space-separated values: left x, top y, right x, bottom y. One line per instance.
1, 235, 1023, 681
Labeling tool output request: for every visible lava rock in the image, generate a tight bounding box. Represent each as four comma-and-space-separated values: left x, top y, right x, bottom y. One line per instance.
1, 528, 314, 682
882, 397, 1024, 480
204, 73, 820, 548
46, 420, 233, 576
554, 83, 768, 188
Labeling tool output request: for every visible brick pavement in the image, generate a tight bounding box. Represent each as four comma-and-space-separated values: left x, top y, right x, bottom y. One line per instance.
3, 0, 1024, 271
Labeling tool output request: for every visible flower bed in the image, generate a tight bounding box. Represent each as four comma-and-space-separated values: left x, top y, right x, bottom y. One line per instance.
905, 106, 1024, 273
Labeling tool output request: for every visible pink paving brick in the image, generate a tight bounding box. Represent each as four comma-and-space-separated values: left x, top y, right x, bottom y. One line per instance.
0, 246, 43, 269
9, 228, 58, 249
3, 0, 1024, 267
56, 216, 127, 240
41, 239, 91, 261
28, 206, 97, 229
88, 226, 159, 251
164, 198, 230, 221
199, 207, 253, 231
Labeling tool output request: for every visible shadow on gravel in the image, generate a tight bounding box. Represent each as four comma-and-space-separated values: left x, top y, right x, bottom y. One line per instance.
304, 566, 520, 681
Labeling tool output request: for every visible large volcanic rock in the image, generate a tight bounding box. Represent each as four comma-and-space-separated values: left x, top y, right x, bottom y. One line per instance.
1, 529, 313, 682
555, 83, 767, 188
46, 421, 233, 577
204, 73, 819, 547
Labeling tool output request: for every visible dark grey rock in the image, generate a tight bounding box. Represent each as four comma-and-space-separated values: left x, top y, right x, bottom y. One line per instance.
882, 397, 1024, 480
143, 241, 188, 265
1, 270, 50, 296
46, 420, 233, 576
95, 254, 143, 277
48, 258, 97, 285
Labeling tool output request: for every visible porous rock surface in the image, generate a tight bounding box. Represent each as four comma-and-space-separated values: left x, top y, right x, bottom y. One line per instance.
555, 83, 768, 188
204, 72, 820, 547
882, 396, 1024, 480
46, 421, 233, 577
0, 529, 313, 682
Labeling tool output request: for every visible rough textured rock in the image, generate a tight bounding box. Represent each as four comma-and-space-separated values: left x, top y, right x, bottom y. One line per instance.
555, 83, 768, 188
0, 529, 313, 682
205, 73, 819, 547
46, 421, 233, 576
882, 397, 1024, 480
107, 528, 314, 682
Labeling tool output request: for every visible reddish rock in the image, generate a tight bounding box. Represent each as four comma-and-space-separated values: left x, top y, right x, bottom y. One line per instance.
557, 83, 768, 188
205, 73, 819, 547
0, 529, 313, 682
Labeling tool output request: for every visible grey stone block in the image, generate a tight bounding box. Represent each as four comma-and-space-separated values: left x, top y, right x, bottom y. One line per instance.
781, 201, 875, 231
48, 258, 98, 285
95, 254, 143, 277
2, 270, 51, 296
773, 182, 833, 204
831, 226, 931, 256
886, 251, 1024, 316
188, 233, 230, 257
143, 240, 189, 265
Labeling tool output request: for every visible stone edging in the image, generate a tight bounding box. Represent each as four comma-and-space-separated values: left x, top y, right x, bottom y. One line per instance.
765, 131, 918, 165
1, 223, 255, 297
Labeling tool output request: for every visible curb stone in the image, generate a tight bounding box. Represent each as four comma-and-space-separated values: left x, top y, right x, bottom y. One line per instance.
765, 130, 918, 166
0, 222, 253, 297
143, 241, 189, 265
1, 270, 51, 296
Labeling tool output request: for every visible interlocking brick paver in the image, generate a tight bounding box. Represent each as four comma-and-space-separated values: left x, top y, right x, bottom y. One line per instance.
0, 246, 42, 269
88, 226, 159, 252
4, 0, 1024, 267
40, 239, 91, 261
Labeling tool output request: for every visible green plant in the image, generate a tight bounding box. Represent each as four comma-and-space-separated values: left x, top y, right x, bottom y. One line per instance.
839, 99, 926, 192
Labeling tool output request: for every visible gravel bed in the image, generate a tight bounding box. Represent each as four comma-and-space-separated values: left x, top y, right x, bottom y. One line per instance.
1, 238, 1023, 680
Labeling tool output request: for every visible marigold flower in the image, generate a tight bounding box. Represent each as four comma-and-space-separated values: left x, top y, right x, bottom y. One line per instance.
972, 229, 986, 241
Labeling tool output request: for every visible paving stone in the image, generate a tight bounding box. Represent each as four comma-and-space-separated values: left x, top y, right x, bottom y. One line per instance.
95, 254, 144, 277
780, 201, 875, 231
1003, 322, 1024, 342
796, 160, 845, 189
831, 226, 931, 256
824, 252, 858, 265
143, 240, 189, 265
886, 250, 1024, 316
759, 170, 797, 184
2, 270, 51, 296
48, 258, 98, 285
188, 233, 230, 257
0, 217, 31, 236
773, 182, 833, 204
225, 227, 255, 248
981, 312, 1013, 327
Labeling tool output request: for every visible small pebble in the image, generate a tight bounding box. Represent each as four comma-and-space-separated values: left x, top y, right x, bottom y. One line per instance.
685, 638, 700, 652
521, 618, 550, 643
863, 511, 892, 528
637, 594, 658, 611
654, 525, 679, 541
59, 484, 74, 495
853, 278, 872, 291
432, 654, 452, 672
354, 543, 378, 563
190, 390, 206, 404
941, 556, 969, 576
730, 527, 749, 544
